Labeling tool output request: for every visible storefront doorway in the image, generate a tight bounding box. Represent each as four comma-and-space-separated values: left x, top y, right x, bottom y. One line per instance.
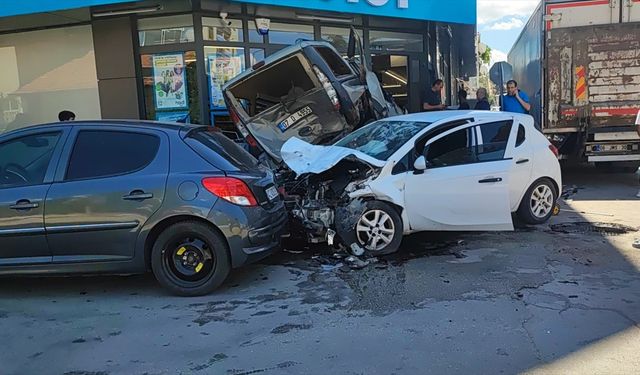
372, 54, 409, 113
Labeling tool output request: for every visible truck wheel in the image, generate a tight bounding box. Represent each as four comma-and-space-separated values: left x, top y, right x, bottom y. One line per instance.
353, 201, 403, 255
151, 221, 230, 296
517, 178, 557, 225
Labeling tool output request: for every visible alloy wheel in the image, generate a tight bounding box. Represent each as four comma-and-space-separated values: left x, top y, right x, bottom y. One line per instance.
356, 209, 396, 252
530, 184, 554, 218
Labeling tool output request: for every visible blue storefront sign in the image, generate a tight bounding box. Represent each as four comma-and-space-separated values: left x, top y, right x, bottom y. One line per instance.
232, 0, 476, 24
0, 0, 139, 17
1, 0, 475, 24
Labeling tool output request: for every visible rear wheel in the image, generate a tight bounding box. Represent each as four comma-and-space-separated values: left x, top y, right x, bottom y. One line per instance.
354, 201, 403, 255
151, 221, 230, 296
517, 178, 557, 225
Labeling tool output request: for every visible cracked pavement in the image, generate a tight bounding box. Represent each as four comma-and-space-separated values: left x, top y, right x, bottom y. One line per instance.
1, 166, 640, 375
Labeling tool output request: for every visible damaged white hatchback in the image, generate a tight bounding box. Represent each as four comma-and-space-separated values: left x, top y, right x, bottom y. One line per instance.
280, 111, 562, 256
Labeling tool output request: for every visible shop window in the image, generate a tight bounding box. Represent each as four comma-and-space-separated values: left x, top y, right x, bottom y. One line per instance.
66, 131, 160, 181
202, 17, 243, 42
320, 27, 362, 55
140, 51, 200, 124
268, 23, 314, 45
250, 48, 265, 66
0, 25, 101, 133
204, 47, 245, 110
138, 15, 195, 47
248, 21, 264, 43
369, 30, 424, 53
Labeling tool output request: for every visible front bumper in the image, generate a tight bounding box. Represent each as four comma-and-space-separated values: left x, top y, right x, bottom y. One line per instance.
208, 199, 288, 268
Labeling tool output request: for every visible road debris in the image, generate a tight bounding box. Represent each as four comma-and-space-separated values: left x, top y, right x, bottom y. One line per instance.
633, 239, 640, 249
559, 209, 614, 217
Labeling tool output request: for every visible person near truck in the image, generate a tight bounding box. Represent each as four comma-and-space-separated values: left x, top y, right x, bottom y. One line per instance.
475, 88, 491, 110
502, 80, 531, 114
423, 79, 446, 111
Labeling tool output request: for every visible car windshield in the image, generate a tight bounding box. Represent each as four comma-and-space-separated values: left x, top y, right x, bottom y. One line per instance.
334, 120, 431, 160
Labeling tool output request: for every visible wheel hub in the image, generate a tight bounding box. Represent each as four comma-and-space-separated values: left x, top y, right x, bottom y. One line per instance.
165, 237, 215, 282
530, 184, 554, 218
356, 209, 395, 252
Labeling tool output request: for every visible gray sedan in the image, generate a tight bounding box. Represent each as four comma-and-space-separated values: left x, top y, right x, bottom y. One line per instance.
0, 121, 287, 296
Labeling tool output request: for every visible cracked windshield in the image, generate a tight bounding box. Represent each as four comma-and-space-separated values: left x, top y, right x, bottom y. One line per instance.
335, 120, 431, 160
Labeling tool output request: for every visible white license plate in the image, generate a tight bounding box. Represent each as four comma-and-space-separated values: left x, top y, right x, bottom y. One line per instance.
266, 186, 279, 201
277, 106, 312, 132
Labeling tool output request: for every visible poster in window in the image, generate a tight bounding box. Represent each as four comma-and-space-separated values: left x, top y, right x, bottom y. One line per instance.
208, 49, 245, 109
152, 53, 188, 110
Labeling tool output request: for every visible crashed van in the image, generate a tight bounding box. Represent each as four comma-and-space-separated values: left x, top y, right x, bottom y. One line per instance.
222, 29, 403, 169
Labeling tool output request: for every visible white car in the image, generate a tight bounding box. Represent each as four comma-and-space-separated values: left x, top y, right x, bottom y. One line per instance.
280, 111, 562, 255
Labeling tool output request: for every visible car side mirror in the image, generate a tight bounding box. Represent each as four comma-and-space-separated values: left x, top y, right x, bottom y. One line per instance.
413, 156, 428, 174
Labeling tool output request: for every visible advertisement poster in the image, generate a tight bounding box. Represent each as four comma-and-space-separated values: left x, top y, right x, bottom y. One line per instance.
208, 49, 245, 109
153, 53, 188, 110
156, 111, 190, 123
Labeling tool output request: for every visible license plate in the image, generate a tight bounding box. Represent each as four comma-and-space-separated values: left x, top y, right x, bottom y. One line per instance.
277, 106, 312, 133
266, 186, 279, 201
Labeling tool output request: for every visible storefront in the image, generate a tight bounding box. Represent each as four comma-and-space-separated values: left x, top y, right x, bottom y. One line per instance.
0, 0, 476, 132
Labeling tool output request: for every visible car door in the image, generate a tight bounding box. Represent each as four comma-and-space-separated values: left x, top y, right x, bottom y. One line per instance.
45, 126, 169, 262
403, 120, 514, 231
0, 128, 68, 265
506, 123, 534, 211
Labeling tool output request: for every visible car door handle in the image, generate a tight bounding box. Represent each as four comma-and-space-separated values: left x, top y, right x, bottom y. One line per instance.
479, 178, 503, 183
9, 200, 39, 210
122, 191, 154, 201
516, 158, 530, 164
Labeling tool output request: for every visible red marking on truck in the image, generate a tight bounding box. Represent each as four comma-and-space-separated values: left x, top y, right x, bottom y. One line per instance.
561, 108, 579, 117
591, 107, 640, 117
546, 0, 610, 30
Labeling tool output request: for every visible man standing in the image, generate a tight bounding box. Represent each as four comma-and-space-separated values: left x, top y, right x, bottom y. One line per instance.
475, 88, 491, 110
423, 79, 446, 111
502, 80, 531, 114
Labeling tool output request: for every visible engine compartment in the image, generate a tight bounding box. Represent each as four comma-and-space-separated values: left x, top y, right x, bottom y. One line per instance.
280, 158, 379, 246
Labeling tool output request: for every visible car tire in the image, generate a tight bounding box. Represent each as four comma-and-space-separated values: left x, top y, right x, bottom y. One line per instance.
151, 221, 230, 296
353, 201, 403, 256
517, 178, 557, 225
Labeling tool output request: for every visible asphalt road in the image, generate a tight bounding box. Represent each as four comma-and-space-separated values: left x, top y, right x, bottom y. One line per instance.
1, 165, 639, 375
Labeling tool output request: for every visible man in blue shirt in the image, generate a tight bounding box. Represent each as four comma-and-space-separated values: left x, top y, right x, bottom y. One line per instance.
502, 80, 531, 114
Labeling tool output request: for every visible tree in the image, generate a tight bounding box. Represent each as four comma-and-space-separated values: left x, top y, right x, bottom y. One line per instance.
480, 46, 492, 66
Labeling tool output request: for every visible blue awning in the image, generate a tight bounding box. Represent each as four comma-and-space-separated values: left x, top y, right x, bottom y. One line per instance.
1, 0, 476, 25
0, 0, 140, 17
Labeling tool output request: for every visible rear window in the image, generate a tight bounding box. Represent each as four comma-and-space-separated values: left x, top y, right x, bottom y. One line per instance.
185, 128, 259, 172
228, 54, 316, 117
314, 46, 352, 77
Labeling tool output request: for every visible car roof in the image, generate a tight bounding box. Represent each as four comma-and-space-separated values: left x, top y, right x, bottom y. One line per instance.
384, 110, 533, 125
2, 120, 200, 136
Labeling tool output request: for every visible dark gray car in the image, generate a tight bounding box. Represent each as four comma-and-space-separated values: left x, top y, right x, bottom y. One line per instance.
0, 121, 287, 296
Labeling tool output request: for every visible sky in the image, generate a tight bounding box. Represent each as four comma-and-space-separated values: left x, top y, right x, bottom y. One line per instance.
476, 0, 540, 64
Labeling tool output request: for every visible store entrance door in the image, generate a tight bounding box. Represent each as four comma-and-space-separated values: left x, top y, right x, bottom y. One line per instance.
372, 54, 423, 113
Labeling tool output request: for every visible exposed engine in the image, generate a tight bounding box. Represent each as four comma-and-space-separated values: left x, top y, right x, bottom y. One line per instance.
281, 158, 378, 245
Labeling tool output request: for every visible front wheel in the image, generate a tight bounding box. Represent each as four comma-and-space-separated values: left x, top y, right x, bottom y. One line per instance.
353, 201, 403, 256
517, 178, 557, 225
151, 221, 230, 296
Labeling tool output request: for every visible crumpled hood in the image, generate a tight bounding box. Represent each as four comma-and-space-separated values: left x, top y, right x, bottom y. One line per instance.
281, 137, 386, 176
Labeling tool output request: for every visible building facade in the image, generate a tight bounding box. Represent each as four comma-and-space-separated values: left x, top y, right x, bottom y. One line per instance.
0, 0, 477, 132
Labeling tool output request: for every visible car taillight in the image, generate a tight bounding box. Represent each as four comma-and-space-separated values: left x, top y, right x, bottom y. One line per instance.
202, 177, 258, 207
312, 65, 341, 111
549, 144, 559, 157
